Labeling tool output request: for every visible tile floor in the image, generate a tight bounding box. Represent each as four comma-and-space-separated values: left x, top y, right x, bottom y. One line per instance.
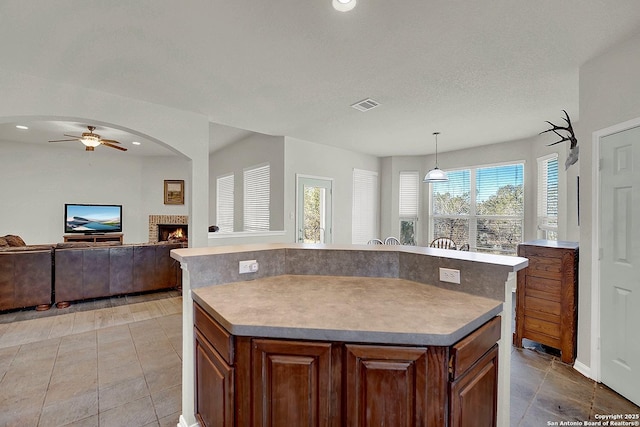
1, 291, 638, 427
0, 292, 182, 427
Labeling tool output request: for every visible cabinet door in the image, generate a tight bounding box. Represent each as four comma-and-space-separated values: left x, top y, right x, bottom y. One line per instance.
251, 339, 333, 427
195, 330, 234, 427
345, 344, 429, 427
449, 345, 498, 427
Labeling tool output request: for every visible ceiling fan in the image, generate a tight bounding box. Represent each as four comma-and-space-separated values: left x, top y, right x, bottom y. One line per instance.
48, 126, 128, 152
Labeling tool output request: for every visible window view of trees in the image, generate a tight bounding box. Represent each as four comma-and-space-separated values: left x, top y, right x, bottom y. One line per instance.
431, 164, 524, 255
400, 220, 416, 245
303, 186, 321, 243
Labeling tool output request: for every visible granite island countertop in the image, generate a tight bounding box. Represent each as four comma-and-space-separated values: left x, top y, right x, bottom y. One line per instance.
192, 274, 502, 346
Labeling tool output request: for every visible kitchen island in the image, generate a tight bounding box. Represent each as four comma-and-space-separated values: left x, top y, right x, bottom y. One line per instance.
193, 275, 502, 426
171, 243, 528, 427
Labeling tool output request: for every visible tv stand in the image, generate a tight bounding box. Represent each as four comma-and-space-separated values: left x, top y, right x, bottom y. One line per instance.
63, 233, 123, 244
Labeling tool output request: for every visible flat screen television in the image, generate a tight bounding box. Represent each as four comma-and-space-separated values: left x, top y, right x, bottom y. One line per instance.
64, 204, 123, 234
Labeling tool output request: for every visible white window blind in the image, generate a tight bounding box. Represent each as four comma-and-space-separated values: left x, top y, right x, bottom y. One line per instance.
352, 169, 378, 244
399, 171, 419, 218
243, 164, 270, 232
216, 174, 234, 232
537, 154, 558, 239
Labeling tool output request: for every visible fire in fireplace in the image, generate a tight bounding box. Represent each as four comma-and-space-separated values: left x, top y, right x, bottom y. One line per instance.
158, 224, 188, 243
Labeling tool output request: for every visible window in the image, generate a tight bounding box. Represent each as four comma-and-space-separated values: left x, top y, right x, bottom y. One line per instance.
216, 174, 234, 232
431, 163, 524, 255
352, 169, 378, 244
537, 154, 558, 240
243, 163, 270, 231
431, 169, 471, 246
399, 171, 419, 245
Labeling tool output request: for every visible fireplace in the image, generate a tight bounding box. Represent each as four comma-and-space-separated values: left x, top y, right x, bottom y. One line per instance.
157, 224, 188, 243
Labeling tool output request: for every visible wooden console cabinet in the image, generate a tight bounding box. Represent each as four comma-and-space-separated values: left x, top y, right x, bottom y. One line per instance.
194, 303, 501, 427
63, 233, 123, 244
514, 240, 578, 364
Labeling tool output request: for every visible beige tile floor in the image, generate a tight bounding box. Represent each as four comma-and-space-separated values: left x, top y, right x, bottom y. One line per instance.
0, 292, 182, 427
1, 291, 638, 427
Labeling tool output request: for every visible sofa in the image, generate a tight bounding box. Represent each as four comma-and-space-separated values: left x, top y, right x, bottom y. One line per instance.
0, 245, 54, 311
54, 242, 183, 307
0, 235, 183, 311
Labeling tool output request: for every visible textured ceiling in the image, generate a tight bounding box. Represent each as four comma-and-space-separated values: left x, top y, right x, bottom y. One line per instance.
1, 1, 639, 156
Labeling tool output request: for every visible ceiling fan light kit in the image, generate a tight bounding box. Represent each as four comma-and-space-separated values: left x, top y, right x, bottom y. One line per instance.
48, 125, 128, 152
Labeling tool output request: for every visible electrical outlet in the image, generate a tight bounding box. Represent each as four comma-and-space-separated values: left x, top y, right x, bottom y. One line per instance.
239, 260, 259, 274
439, 267, 460, 284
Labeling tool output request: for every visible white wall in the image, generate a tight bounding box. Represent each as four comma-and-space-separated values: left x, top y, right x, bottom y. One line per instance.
575, 30, 640, 370
0, 140, 189, 244
284, 137, 380, 244
209, 133, 285, 231
0, 70, 210, 247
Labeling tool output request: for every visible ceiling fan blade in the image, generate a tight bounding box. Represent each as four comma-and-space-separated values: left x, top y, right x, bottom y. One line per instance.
63, 134, 82, 138
102, 142, 128, 151
48, 138, 79, 143
100, 139, 121, 144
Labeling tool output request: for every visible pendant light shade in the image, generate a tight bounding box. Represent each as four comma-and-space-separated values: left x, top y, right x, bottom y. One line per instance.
423, 132, 449, 183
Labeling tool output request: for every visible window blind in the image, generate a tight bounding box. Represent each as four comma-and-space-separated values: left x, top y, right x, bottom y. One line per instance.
243, 164, 270, 231
352, 169, 378, 244
537, 154, 558, 238
399, 171, 419, 218
216, 174, 234, 232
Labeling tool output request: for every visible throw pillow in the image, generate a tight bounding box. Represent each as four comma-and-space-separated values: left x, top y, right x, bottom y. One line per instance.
3, 235, 26, 247
0, 237, 8, 248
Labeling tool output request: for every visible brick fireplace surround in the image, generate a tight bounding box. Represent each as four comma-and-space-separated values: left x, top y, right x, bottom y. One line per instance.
148, 215, 188, 243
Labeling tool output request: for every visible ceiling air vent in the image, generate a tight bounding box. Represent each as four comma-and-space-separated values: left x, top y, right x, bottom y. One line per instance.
351, 98, 380, 112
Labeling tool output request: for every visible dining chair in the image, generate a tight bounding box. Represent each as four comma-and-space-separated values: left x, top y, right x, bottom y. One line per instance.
384, 237, 401, 245
367, 238, 384, 245
429, 237, 457, 250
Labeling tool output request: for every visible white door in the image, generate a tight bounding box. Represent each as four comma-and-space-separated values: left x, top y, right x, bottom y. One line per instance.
600, 125, 640, 406
296, 176, 332, 244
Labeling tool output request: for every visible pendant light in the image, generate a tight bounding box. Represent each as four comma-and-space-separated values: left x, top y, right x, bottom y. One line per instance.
423, 132, 449, 183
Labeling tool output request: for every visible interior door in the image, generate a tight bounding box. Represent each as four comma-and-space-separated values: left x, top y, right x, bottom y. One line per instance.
296, 176, 332, 244
600, 125, 640, 406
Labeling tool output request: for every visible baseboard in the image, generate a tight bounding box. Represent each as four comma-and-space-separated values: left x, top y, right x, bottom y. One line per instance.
573, 359, 593, 380
178, 415, 199, 427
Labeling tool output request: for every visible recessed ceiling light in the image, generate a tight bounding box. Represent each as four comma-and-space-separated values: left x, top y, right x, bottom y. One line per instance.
15, 125, 29, 130
333, 0, 356, 12
132, 141, 141, 146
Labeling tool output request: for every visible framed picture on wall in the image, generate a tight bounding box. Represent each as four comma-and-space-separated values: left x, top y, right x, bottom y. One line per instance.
164, 180, 184, 205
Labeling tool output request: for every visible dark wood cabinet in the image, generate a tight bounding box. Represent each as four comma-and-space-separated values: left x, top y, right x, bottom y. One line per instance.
195, 330, 234, 427
194, 304, 235, 427
345, 344, 434, 427
194, 303, 500, 427
251, 339, 334, 427
450, 345, 498, 427
514, 240, 578, 364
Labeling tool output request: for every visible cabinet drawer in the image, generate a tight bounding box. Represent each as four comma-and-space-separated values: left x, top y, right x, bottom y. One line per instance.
450, 316, 501, 379
523, 296, 560, 323
523, 315, 560, 340
526, 256, 562, 278
194, 303, 234, 364
524, 276, 561, 302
